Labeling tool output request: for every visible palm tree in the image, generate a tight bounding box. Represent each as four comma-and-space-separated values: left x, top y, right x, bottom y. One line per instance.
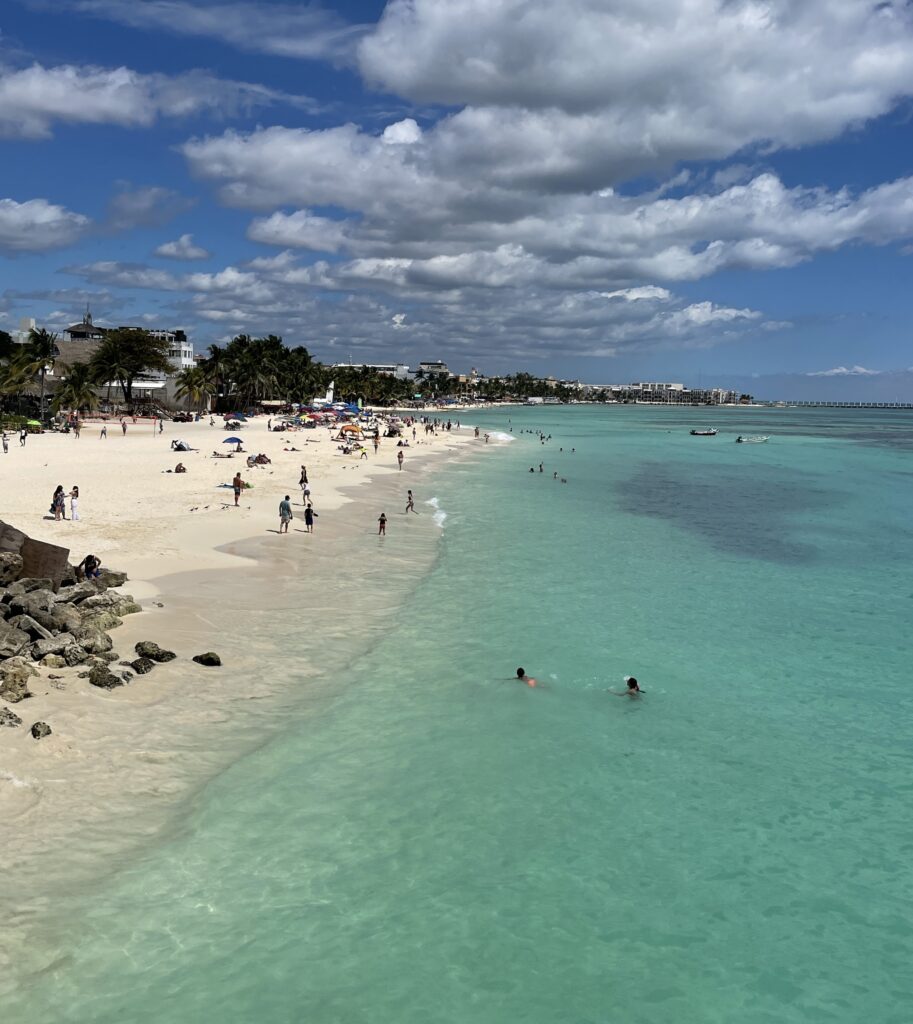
173, 366, 215, 412
51, 361, 100, 415
89, 328, 172, 407
18, 327, 59, 422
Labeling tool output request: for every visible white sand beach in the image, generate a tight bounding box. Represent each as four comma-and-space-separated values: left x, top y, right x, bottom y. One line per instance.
0, 414, 482, 979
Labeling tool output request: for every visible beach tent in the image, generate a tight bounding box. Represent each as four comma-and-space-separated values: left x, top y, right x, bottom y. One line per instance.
339, 423, 362, 433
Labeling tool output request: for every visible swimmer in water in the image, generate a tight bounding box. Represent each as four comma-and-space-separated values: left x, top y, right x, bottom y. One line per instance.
610, 676, 644, 698
516, 667, 537, 687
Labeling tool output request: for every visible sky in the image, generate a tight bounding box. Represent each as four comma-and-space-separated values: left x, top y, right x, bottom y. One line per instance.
2, 0, 913, 400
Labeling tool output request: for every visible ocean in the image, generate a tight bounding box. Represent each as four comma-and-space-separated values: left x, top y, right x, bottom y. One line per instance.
5, 405, 913, 1023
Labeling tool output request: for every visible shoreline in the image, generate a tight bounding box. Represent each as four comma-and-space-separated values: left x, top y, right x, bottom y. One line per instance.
0, 416, 490, 984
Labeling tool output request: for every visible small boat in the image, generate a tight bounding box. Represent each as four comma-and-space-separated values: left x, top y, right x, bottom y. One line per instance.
735, 435, 769, 444
689, 428, 717, 436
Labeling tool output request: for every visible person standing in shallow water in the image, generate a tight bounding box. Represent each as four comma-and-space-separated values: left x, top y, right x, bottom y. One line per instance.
405, 490, 417, 514
377, 512, 387, 535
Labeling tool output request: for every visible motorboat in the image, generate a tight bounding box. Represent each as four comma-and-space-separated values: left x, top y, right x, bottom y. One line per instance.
689, 428, 717, 436
735, 435, 769, 443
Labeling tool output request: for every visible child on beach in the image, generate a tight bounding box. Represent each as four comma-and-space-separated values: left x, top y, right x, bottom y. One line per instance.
304, 503, 317, 533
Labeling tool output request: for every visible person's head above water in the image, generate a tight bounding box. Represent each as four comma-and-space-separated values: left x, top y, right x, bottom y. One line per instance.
625, 676, 640, 691
517, 667, 525, 678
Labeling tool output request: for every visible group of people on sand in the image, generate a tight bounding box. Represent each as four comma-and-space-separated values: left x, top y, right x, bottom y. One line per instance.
515, 668, 644, 698
50, 484, 79, 521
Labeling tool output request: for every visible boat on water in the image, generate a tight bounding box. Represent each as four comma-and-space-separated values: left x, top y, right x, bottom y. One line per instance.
689, 428, 717, 436
735, 435, 769, 443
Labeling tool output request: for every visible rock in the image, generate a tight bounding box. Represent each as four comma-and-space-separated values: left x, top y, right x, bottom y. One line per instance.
192, 652, 222, 667
134, 641, 177, 663
87, 663, 125, 690
56, 580, 105, 604
97, 651, 119, 663
73, 626, 114, 654
30, 721, 51, 739
16, 578, 54, 594
0, 619, 31, 659
40, 654, 67, 668
120, 671, 133, 684
8, 614, 54, 641
0, 660, 36, 703
130, 657, 155, 675
49, 604, 83, 634
97, 569, 128, 589
81, 611, 123, 632
0, 552, 23, 585
80, 592, 122, 611
0, 707, 22, 728
114, 600, 142, 617
2, 657, 38, 678
30, 633, 75, 659
63, 643, 90, 666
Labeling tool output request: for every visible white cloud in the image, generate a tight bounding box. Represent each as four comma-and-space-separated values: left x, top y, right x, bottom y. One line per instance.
69, 0, 367, 61
0, 61, 312, 139
247, 211, 348, 252
0, 197, 90, 251
154, 233, 211, 260
807, 365, 882, 377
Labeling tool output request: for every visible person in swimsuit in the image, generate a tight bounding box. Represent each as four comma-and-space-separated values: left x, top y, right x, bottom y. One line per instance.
610, 677, 644, 698
405, 490, 417, 514
232, 472, 243, 506
397, 450, 404, 471
516, 667, 537, 687
378, 512, 387, 535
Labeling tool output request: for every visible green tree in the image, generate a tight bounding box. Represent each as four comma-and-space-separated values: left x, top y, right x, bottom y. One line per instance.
89, 328, 173, 407
14, 327, 59, 422
173, 366, 215, 411
51, 361, 100, 415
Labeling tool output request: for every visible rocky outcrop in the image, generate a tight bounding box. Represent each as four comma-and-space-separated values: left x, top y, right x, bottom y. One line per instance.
30, 721, 51, 739
0, 706, 22, 728
192, 652, 222, 667
135, 641, 176, 663
87, 663, 125, 690
131, 657, 156, 675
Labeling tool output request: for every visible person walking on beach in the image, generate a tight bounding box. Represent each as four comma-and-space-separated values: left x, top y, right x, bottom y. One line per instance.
397, 450, 404, 471
1, 432, 8, 454
378, 512, 387, 535
610, 677, 644, 699
19, 427, 27, 447
373, 436, 380, 454
405, 490, 417, 514
516, 667, 537, 688
69, 485, 80, 521
299, 465, 308, 502
121, 419, 127, 436
279, 495, 292, 534
100, 424, 107, 439
73, 420, 81, 439
304, 503, 317, 533
232, 471, 243, 507
159, 417, 164, 434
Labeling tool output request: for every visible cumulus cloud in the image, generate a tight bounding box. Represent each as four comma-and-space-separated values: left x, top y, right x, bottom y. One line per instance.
154, 233, 211, 260
807, 365, 882, 377
247, 211, 348, 252
0, 61, 312, 139
68, 0, 367, 62
0, 197, 90, 252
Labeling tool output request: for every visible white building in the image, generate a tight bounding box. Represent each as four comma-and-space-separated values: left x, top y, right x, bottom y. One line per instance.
331, 361, 411, 380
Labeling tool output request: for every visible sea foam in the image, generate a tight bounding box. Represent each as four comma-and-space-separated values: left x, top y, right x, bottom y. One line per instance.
424, 496, 447, 527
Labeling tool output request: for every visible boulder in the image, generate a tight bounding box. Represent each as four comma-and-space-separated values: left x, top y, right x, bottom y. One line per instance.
114, 599, 142, 617
16, 578, 54, 594
0, 707, 22, 728
56, 580, 105, 604
0, 659, 37, 703
30, 721, 52, 739
49, 603, 83, 634
81, 611, 123, 632
7, 614, 54, 642
2, 656, 38, 678
0, 552, 23, 585
73, 626, 114, 654
40, 654, 67, 669
62, 643, 90, 666
130, 657, 155, 675
30, 632, 75, 659
134, 641, 176, 663
87, 663, 125, 690
192, 652, 222, 667
97, 569, 128, 589
80, 592, 122, 611
0, 619, 31, 659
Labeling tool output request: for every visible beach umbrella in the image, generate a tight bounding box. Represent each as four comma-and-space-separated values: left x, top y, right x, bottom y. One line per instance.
223, 436, 243, 444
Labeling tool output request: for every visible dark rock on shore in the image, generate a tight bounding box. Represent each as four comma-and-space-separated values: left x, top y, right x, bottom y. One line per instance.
30, 721, 51, 739
135, 641, 177, 663
0, 553, 24, 586
0, 620, 31, 659
87, 663, 125, 690
0, 657, 37, 702
0, 706, 22, 728
131, 657, 156, 675
98, 569, 128, 589
192, 652, 222, 667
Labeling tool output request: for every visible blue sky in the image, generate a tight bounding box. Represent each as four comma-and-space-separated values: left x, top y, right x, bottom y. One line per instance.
2, 0, 913, 399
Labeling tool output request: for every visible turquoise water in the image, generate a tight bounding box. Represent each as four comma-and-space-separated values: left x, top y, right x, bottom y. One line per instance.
7, 406, 913, 1023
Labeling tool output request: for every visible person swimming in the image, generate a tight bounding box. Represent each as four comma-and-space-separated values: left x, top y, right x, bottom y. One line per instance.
610, 676, 644, 698
516, 667, 537, 687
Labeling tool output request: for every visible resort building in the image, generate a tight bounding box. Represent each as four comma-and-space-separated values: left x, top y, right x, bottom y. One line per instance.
331, 361, 411, 380
416, 360, 451, 377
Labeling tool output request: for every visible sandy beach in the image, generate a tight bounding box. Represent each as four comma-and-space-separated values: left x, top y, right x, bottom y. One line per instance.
0, 414, 482, 980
